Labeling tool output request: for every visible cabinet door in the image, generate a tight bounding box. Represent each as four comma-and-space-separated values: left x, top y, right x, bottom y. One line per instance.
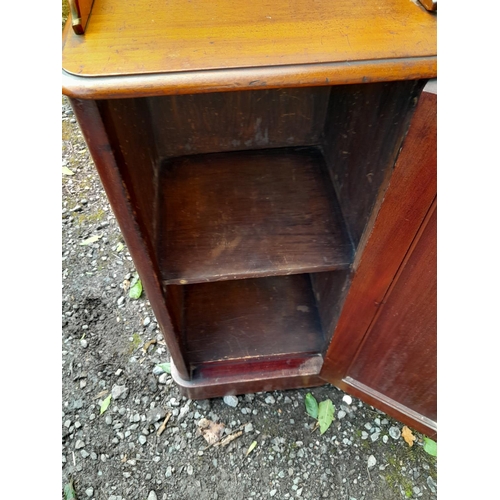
320, 86, 437, 438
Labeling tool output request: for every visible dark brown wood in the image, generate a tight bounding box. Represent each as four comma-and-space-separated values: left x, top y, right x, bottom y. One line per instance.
321, 80, 426, 246
158, 147, 353, 284
149, 88, 330, 159
181, 274, 324, 367
348, 201, 437, 424
68, 98, 191, 380
320, 90, 437, 437
62, 0, 437, 427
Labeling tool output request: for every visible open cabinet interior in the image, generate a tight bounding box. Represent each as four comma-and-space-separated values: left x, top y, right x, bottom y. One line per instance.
96, 79, 425, 391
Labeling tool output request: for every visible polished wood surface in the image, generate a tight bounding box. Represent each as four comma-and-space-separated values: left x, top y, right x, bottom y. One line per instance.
348, 201, 437, 424
158, 147, 352, 284
320, 90, 437, 436
62, 0, 436, 98
67, 0, 95, 34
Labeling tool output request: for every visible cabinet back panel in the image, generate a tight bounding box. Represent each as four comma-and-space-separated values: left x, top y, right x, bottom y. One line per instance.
147, 87, 330, 158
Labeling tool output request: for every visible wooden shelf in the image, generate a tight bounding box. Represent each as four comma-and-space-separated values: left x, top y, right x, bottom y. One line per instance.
158, 147, 353, 285
182, 274, 325, 367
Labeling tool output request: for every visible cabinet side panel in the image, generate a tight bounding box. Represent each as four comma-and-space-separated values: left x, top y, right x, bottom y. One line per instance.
148, 88, 330, 158
98, 99, 159, 247
320, 90, 436, 387
321, 80, 425, 247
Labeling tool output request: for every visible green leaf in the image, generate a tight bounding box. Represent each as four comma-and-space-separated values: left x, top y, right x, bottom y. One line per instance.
423, 437, 437, 457
116, 242, 124, 252
62, 166, 75, 176
305, 393, 319, 419
157, 363, 171, 374
64, 479, 77, 500
100, 394, 112, 415
318, 399, 335, 435
129, 279, 143, 299
80, 235, 101, 246
246, 440, 258, 456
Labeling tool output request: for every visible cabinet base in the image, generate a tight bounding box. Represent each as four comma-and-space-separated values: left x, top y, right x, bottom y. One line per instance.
171, 356, 326, 400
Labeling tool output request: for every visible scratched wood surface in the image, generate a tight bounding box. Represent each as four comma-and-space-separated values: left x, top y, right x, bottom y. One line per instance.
157, 147, 353, 285
182, 274, 324, 365
62, 0, 436, 98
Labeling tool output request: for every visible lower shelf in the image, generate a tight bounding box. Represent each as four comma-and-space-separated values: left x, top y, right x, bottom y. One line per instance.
182, 274, 325, 367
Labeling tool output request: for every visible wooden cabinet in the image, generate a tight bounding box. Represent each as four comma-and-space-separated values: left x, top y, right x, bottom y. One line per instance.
62, 0, 437, 437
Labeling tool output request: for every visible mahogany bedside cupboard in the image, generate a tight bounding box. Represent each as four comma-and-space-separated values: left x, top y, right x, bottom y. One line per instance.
62, 0, 437, 438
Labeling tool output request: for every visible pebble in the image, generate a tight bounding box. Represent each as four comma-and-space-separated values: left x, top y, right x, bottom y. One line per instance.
245, 423, 254, 433
382, 435, 389, 444
370, 432, 380, 442
81, 450, 90, 458
187, 464, 194, 475
117, 297, 125, 306
338, 410, 346, 419
165, 466, 173, 477
75, 440, 85, 449
147, 492, 158, 500
223, 395, 238, 407
80, 339, 88, 348
111, 385, 129, 400
270, 490, 277, 497
342, 395, 353, 405
265, 395, 276, 404
152, 366, 164, 376
139, 435, 147, 445
158, 373, 169, 384
85, 487, 94, 497
389, 426, 401, 440
364, 423, 372, 430
105, 415, 113, 425
427, 476, 437, 493
367, 455, 377, 468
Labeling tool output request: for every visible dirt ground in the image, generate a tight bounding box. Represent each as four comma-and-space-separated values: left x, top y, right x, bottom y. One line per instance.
61, 87, 437, 500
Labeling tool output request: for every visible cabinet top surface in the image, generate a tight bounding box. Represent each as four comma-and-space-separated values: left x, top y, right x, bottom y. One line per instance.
62, 0, 436, 97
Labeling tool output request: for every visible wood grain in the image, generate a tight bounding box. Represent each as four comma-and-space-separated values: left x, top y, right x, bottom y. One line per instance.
321, 80, 426, 247
348, 202, 437, 423
182, 274, 325, 365
158, 147, 353, 284
320, 91, 437, 385
149, 87, 330, 159
68, 98, 191, 380
62, 0, 436, 78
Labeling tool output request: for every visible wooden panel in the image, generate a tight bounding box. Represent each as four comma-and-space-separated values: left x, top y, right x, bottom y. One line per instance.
68, 98, 191, 380
157, 147, 353, 284
322, 80, 425, 246
310, 270, 351, 347
183, 275, 324, 365
62, 0, 436, 80
320, 91, 436, 385
172, 355, 325, 400
149, 87, 330, 158
348, 203, 436, 422
62, 57, 437, 100
97, 99, 159, 246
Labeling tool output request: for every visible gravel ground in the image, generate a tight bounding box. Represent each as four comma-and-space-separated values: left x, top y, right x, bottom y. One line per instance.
61, 96, 438, 500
